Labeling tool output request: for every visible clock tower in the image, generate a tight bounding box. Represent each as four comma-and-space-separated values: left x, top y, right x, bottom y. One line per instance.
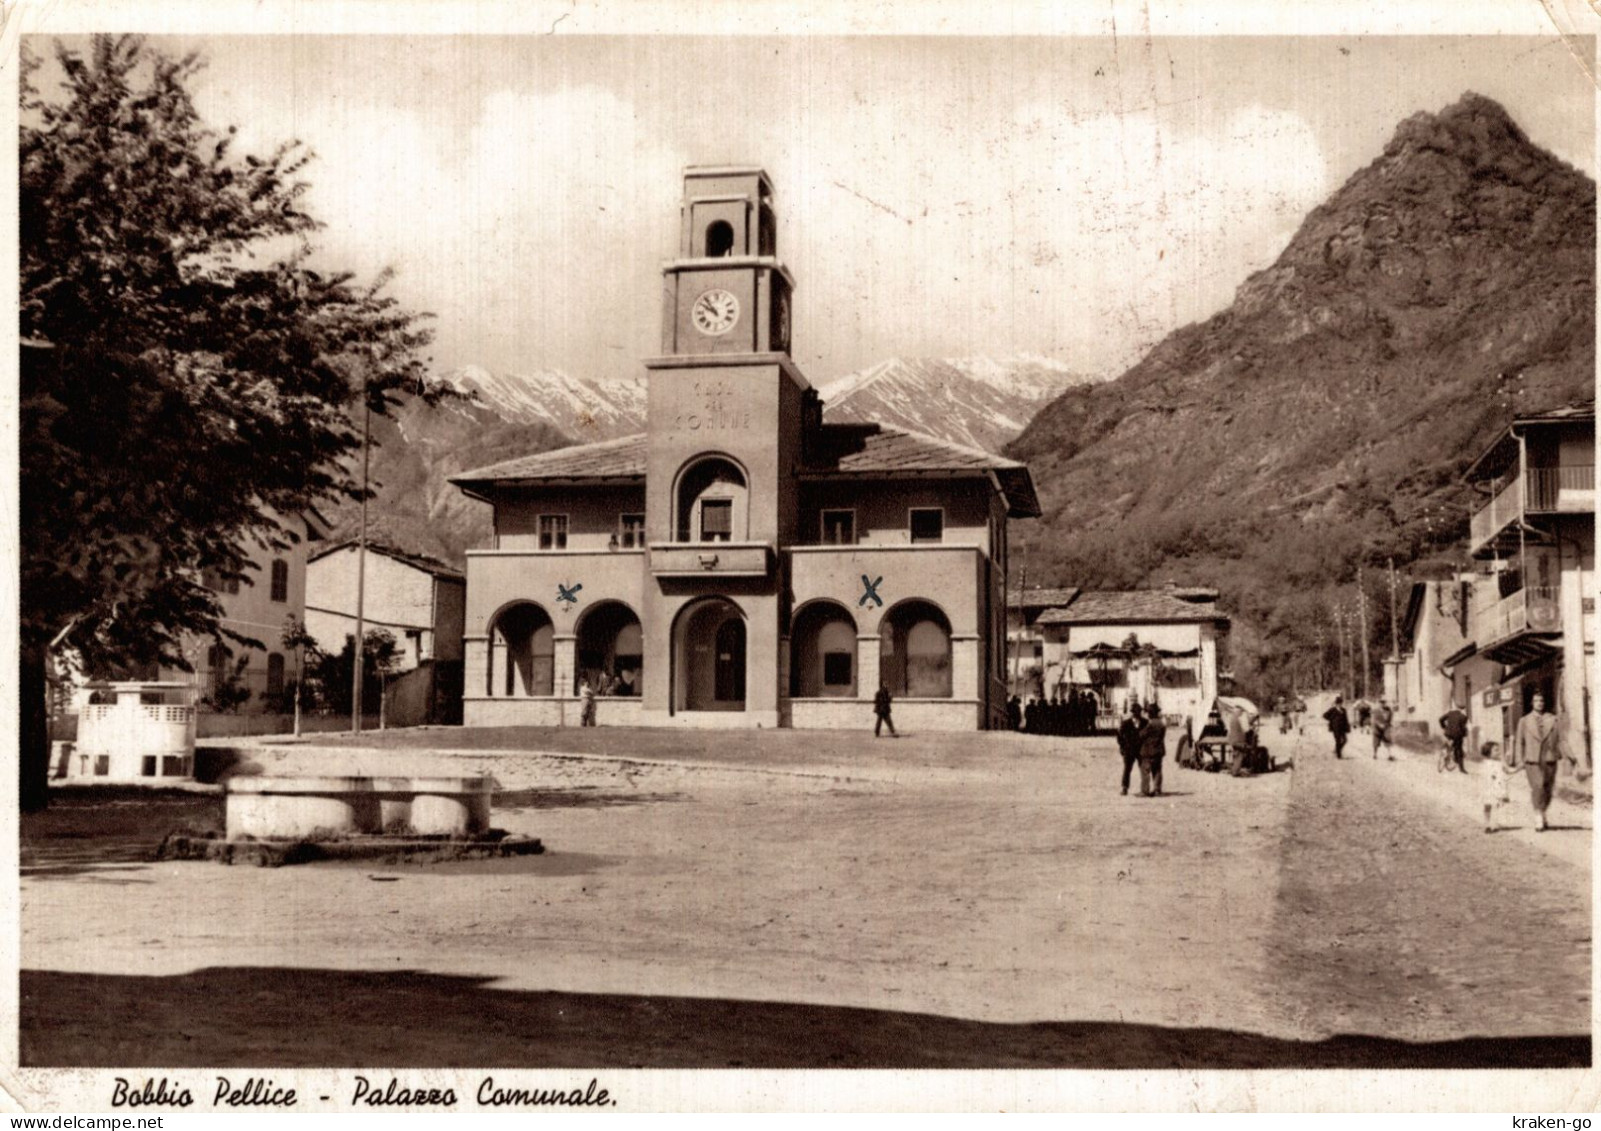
640, 166, 810, 727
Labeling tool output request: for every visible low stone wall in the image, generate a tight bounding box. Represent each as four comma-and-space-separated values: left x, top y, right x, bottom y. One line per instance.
788, 697, 983, 731
197, 713, 377, 739
463, 696, 644, 728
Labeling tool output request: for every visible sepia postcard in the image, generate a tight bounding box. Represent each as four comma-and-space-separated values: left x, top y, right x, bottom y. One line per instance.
5, 0, 1598, 1115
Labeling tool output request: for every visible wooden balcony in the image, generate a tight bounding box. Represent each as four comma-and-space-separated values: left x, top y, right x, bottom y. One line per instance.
1469, 465, 1593, 556
1473, 585, 1561, 650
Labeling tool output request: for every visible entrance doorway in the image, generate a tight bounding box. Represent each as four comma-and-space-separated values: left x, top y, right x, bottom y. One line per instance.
677, 598, 746, 711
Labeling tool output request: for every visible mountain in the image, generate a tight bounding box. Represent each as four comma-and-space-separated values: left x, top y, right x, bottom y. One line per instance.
1007, 93, 1595, 697
820, 355, 1100, 451
445, 364, 646, 443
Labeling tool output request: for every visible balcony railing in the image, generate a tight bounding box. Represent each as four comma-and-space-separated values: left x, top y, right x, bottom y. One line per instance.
1526, 464, 1594, 512
1469, 475, 1524, 551
1470, 465, 1594, 553
1473, 585, 1561, 646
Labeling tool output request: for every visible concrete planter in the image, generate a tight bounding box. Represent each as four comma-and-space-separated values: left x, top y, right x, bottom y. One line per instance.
225, 775, 492, 841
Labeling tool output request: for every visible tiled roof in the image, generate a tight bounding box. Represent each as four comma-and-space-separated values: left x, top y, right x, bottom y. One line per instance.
451, 435, 648, 486
448, 424, 1042, 516
1009, 586, 1080, 610
805, 425, 1041, 517
1036, 589, 1228, 625
309, 540, 465, 580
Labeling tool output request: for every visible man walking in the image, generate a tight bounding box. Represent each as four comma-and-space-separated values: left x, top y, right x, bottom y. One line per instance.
1513, 692, 1573, 832
1371, 698, 1395, 760
1439, 702, 1469, 773
1138, 701, 1167, 797
873, 683, 897, 738
1323, 695, 1351, 759
1117, 703, 1145, 796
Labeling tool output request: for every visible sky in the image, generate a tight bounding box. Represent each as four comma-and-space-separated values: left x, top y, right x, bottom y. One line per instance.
31, 32, 1598, 385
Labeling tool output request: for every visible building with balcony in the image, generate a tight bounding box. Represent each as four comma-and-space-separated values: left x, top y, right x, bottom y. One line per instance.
449, 167, 1039, 730
1446, 401, 1593, 762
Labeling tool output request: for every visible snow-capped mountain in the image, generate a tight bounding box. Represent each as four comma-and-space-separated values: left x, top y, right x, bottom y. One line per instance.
818, 355, 1103, 452
445, 364, 646, 443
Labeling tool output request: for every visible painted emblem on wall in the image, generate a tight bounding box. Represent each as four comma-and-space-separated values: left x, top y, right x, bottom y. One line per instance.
556, 581, 583, 610
859, 575, 884, 608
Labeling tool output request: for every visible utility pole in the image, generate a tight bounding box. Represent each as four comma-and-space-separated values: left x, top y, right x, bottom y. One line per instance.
1388, 556, 1401, 659
351, 399, 371, 733
1358, 568, 1371, 701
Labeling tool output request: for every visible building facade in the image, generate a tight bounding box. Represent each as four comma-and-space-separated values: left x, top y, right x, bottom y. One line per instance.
450, 167, 1038, 730
1442, 402, 1593, 764
1028, 587, 1230, 732
1382, 578, 1472, 736
167, 514, 323, 713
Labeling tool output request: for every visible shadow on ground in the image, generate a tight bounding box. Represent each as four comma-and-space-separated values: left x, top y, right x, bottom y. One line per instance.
21, 967, 1587, 1069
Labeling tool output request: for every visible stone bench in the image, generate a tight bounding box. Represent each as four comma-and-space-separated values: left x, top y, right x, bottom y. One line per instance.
225, 775, 492, 841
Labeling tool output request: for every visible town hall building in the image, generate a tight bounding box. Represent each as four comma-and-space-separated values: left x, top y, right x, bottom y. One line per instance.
450, 167, 1039, 730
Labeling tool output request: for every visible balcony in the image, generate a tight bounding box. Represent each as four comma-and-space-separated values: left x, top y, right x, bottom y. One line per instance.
649, 541, 773, 578
1473, 585, 1561, 656
1469, 465, 1594, 556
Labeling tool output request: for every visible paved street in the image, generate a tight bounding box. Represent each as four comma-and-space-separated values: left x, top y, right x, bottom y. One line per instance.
20, 724, 1590, 1067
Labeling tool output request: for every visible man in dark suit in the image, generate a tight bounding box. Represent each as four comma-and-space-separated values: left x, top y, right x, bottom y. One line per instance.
1116, 703, 1145, 796
1138, 703, 1168, 797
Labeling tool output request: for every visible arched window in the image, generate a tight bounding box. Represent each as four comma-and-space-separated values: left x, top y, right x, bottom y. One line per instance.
490, 603, 555, 696
879, 601, 952, 698
675, 456, 748, 543
705, 220, 735, 258
790, 602, 857, 698
269, 559, 289, 602
266, 653, 286, 697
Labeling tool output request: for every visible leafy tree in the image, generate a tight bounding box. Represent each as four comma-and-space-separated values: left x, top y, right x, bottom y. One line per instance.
310, 629, 401, 720
20, 35, 439, 809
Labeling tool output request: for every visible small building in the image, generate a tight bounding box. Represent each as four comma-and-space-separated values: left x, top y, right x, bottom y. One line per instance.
304, 540, 468, 726
1382, 578, 1473, 737
1026, 585, 1229, 731
449, 166, 1038, 730
65, 681, 196, 781
1006, 586, 1080, 698
1442, 401, 1594, 764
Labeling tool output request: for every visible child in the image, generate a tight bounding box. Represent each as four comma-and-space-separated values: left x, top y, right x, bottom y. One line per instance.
1481, 740, 1510, 833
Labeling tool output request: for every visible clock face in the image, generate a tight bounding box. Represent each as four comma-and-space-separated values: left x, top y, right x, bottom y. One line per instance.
691, 289, 740, 336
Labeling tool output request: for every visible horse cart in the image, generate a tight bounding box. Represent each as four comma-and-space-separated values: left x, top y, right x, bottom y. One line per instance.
1176, 696, 1274, 775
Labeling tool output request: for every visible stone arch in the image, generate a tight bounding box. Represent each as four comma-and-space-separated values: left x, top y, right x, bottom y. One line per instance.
673, 453, 749, 543
574, 599, 644, 697
705, 219, 735, 258
878, 598, 953, 698
487, 601, 555, 697
789, 600, 859, 698
672, 596, 746, 712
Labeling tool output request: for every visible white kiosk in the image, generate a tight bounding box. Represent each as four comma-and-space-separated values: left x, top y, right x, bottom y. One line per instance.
69, 681, 197, 781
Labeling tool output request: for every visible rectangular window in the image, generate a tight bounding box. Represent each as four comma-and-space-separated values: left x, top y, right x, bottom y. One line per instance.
538, 514, 569, 551
620, 513, 646, 549
701, 499, 733, 542
910, 508, 944, 544
821, 509, 855, 545
270, 559, 289, 602
823, 651, 853, 687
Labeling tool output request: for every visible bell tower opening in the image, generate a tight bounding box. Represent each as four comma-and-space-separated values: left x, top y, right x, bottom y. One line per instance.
705, 220, 735, 258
